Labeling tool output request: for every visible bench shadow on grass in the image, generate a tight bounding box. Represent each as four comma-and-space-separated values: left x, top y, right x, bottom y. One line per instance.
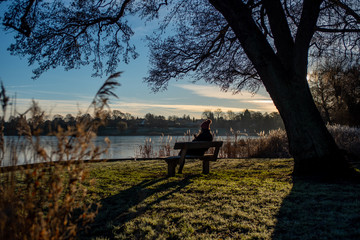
80, 175, 196, 240
272, 176, 360, 240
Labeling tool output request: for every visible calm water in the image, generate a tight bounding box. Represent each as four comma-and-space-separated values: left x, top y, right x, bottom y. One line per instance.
1, 135, 248, 166
1, 135, 225, 166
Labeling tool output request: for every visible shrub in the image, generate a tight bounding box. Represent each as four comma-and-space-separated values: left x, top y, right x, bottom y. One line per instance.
327, 124, 360, 159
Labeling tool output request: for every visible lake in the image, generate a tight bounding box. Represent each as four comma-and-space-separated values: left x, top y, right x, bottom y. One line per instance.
1, 135, 244, 166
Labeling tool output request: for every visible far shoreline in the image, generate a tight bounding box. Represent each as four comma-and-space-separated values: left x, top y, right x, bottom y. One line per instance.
3, 127, 261, 137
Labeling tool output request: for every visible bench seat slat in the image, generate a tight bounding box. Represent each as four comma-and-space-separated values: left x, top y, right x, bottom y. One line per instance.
166, 154, 217, 161
173, 141, 223, 149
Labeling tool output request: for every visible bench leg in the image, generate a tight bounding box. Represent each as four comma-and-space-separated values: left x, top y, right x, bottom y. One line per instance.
178, 158, 186, 174
202, 160, 210, 174
167, 161, 177, 177
177, 151, 187, 174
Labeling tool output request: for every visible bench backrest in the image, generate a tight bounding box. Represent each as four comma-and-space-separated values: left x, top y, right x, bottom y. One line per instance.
173, 141, 223, 150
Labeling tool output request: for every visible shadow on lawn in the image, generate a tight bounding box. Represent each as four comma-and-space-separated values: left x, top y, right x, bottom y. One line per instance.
80, 176, 195, 239
272, 177, 360, 240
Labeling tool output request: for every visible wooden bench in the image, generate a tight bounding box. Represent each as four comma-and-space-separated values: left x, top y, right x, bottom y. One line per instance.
165, 141, 223, 177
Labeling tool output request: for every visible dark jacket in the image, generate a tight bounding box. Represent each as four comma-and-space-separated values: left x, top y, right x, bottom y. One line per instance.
193, 129, 213, 142
186, 129, 213, 156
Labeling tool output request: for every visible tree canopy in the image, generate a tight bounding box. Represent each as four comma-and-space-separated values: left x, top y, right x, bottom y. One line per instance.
2, 1, 358, 82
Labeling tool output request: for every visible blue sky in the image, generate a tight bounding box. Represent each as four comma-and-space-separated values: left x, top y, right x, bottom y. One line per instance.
0, 8, 276, 119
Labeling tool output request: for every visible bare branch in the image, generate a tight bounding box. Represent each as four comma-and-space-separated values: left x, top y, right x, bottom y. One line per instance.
329, 0, 360, 23
316, 27, 360, 33
3, 0, 37, 37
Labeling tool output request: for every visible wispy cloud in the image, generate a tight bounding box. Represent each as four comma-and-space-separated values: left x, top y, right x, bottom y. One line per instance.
175, 84, 268, 100
175, 84, 277, 112
110, 99, 277, 117
6, 85, 34, 89
11, 98, 90, 116
111, 102, 249, 114
6, 88, 92, 100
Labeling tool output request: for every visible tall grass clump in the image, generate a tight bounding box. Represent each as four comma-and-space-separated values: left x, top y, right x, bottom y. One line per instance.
248, 129, 290, 158
137, 135, 178, 158
215, 128, 290, 158
158, 134, 174, 157
136, 131, 192, 159
138, 138, 154, 158
216, 128, 249, 158
0, 73, 121, 240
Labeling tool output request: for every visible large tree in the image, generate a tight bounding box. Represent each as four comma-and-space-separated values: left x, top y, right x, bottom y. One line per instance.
1, 0, 359, 177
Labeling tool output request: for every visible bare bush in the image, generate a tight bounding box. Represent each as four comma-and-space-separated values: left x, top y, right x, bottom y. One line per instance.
327, 124, 360, 160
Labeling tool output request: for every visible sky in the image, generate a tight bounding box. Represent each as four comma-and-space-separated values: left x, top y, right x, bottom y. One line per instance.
0, 5, 277, 119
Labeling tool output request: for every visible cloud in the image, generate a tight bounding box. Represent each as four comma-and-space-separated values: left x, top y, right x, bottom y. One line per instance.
175, 83, 268, 100
174, 84, 277, 112
6, 85, 34, 89
112, 102, 248, 113
11, 98, 90, 116
6, 88, 92, 101
110, 100, 277, 117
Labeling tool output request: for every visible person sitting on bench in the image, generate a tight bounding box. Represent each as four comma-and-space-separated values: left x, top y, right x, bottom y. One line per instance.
186, 119, 213, 156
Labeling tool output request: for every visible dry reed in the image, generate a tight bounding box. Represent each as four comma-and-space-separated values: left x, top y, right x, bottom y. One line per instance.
137, 125, 359, 160
0, 73, 121, 240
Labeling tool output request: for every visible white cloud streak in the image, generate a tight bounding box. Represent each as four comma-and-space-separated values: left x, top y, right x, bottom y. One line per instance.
175, 84, 268, 100
175, 84, 277, 112
11, 98, 90, 117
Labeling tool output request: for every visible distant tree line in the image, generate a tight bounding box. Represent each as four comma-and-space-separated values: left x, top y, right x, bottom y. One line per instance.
3, 109, 284, 136
201, 109, 284, 134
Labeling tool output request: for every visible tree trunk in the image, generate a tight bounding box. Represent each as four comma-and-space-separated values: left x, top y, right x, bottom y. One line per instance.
252, 51, 353, 176
209, 0, 356, 177
266, 72, 352, 176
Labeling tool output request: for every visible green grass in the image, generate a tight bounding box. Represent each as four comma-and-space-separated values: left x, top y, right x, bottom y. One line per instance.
80, 159, 360, 240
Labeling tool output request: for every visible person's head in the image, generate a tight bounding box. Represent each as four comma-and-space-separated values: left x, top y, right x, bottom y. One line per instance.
201, 119, 212, 130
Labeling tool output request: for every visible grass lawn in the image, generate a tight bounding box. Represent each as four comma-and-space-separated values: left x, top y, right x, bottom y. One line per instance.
80, 158, 360, 240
